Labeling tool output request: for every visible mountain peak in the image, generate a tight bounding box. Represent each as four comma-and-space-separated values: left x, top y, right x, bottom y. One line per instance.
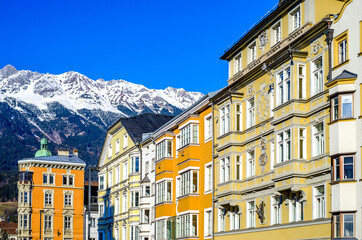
0, 65, 18, 78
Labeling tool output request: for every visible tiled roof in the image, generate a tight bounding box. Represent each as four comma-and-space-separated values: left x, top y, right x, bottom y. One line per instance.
19, 154, 86, 165
0, 222, 17, 235
326, 70, 358, 85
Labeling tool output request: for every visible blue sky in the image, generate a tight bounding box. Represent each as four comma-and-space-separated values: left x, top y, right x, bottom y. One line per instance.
1, 0, 278, 94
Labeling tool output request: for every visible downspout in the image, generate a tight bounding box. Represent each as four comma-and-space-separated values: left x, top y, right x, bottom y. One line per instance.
136, 141, 142, 236
151, 137, 157, 240
211, 100, 215, 240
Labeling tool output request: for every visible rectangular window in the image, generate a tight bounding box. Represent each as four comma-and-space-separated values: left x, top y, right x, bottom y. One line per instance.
49, 174, 54, 185
156, 220, 165, 240
247, 151, 255, 178
333, 155, 354, 181
313, 123, 324, 156
314, 185, 325, 219
277, 67, 291, 105
333, 213, 354, 238
299, 128, 306, 159
312, 57, 323, 95
144, 209, 150, 223
220, 157, 230, 183
115, 197, 119, 215
123, 162, 128, 180
131, 156, 140, 173
235, 103, 242, 131
272, 196, 281, 224
145, 186, 150, 196
108, 144, 112, 158
123, 134, 128, 148
131, 191, 139, 207
339, 39, 348, 64
272, 21, 281, 45
99, 176, 104, 190
108, 170, 113, 187
290, 193, 304, 222
205, 164, 212, 192
331, 94, 353, 121
156, 181, 172, 203
180, 171, 198, 196
270, 142, 275, 170
230, 206, 240, 230
99, 203, 104, 217
205, 210, 212, 237
204, 114, 212, 141
130, 226, 139, 240
115, 166, 120, 184
180, 124, 199, 147
64, 194, 72, 206
290, 7, 300, 32
247, 201, 255, 228
156, 140, 172, 160
44, 215, 52, 230
277, 130, 291, 163
69, 175, 74, 186
247, 98, 255, 128
233, 54, 242, 75
64, 216, 71, 230
63, 175, 67, 185
235, 155, 242, 180
176, 214, 198, 238
248, 41, 257, 63
45, 193, 52, 205
122, 193, 127, 213
298, 64, 306, 98
218, 208, 225, 232
115, 139, 120, 153
220, 105, 230, 135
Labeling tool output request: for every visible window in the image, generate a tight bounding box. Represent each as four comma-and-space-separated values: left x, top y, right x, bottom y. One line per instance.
115, 197, 119, 215
272, 196, 281, 224
313, 123, 324, 156
131, 191, 139, 207
277, 130, 291, 163
339, 39, 348, 64
42, 173, 54, 185
235, 103, 242, 131
290, 193, 304, 222
314, 185, 325, 219
333, 155, 354, 181
90, 218, 96, 227
19, 214, 31, 229
115, 139, 120, 153
145, 161, 149, 174
64, 216, 72, 230
108, 170, 113, 187
123, 162, 128, 180
99, 176, 104, 190
290, 7, 300, 32
145, 186, 150, 196
45, 192, 52, 206
156, 140, 172, 160
115, 166, 120, 184
247, 151, 255, 178
130, 226, 139, 240
247, 98, 255, 128
64, 193, 72, 206
144, 209, 150, 223
272, 22, 281, 45
180, 170, 198, 196
130, 156, 140, 173
220, 105, 230, 135
312, 57, 323, 95
156, 220, 165, 240
205, 210, 212, 237
333, 213, 354, 238
205, 164, 212, 192
248, 41, 257, 63
177, 214, 198, 238
108, 144, 112, 158
298, 64, 306, 98
277, 67, 291, 105
99, 203, 104, 217
233, 54, 242, 74
247, 201, 255, 228
270, 142, 275, 170
204, 114, 212, 141
156, 181, 172, 203
63, 175, 74, 186
44, 215, 52, 230
299, 128, 306, 159
123, 134, 128, 148
220, 157, 230, 183
180, 124, 199, 148
218, 208, 225, 232
122, 192, 127, 213
331, 93, 353, 121
230, 206, 240, 230
235, 155, 242, 180
69, 175, 74, 185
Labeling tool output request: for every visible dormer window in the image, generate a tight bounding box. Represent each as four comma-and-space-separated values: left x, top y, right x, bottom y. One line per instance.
290, 7, 301, 32
272, 21, 281, 45
233, 54, 242, 75
248, 42, 257, 63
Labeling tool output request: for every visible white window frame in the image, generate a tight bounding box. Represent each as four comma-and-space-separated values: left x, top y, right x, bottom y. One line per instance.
235, 155, 242, 180
298, 64, 306, 99
271, 195, 281, 225
312, 123, 324, 157
204, 163, 212, 193
219, 157, 230, 183
204, 114, 212, 142
156, 139, 172, 160
290, 6, 301, 32
277, 129, 291, 163
115, 139, 120, 154
272, 21, 281, 45
130, 191, 139, 208
289, 193, 304, 222
247, 201, 255, 228
204, 208, 212, 237
179, 170, 198, 196
247, 151, 255, 178
248, 41, 257, 63
235, 103, 242, 131
276, 67, 291, 105
311, 56, 323, 96
218, 208, 225, 232
108, 144, 112, 158
314, 185, 326, 219
123, 133, 128, 149
247, 98, 255, 128
180, 124, 199, 148
156, 181, 172, 204
130, 156, 140, 173
230, 207, 240, 230
220, 105, 230, 135
338, 39, 348, 64
299, 127, 306, 159
233, 53, 242, 75
123, 161, 128, 180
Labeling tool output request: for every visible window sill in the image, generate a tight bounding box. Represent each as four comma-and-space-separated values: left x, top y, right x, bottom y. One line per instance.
332, 59, 350, 71
155, 201, 173, 206
328, 118, 356, 125
330, 180, 357, 185
155, 156, 173, 162
177, 193, 199, 200
177, 143, 200, 152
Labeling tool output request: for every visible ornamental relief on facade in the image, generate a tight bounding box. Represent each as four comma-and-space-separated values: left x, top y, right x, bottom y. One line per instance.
256, 86, 270, 122
258, 137, 268, 172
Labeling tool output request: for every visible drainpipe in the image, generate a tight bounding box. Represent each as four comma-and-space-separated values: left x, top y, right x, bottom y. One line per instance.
211, 100, 215, 240
151, 137, 157, 240
325, 19, 334, 83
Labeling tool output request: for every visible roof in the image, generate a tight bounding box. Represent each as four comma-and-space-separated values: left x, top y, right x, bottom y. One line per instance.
120, 113, 174, 143
326, 70, 358, 85
19, 154, 86, 166
141, 175, 151, 183
0, 222, 17, 235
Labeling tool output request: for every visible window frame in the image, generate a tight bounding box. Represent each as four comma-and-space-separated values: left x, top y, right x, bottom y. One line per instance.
312, 123, 325, 157
204, 113, 212, 142
314, 185, 326, 219
219, 157, 230, 183
247, 201, 255, 228
331, 93, 354, 121
289, 6, 301, 33
204, 163, 212, 193
235, 103, 242, 131
333, 213, 355, 239
233, 53, 242, 75
180, 123, 199, 148
219, 105, 230, 136
333, 155, 355, 182
247, 151, 255, 178
311, 56, 323, 96
271, 21, 281, 45
271, 195, 282, 225
246, 98, 255, 128
179, 170, 199, 196
277, 129, 291, 163
156, 139, 172, 160
248, 41, 257, 63
276, 67, 291, 106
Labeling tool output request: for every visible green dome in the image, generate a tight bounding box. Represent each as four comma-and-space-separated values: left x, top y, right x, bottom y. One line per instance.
35, 137, 52, 157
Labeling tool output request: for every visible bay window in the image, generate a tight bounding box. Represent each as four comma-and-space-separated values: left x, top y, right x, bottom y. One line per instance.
312, 57, 323, 95
156, 140, 172, 160
180, 170, 198, 196
131, 191, 139, 207
333, 213, 354, 238
130, 156, 139, 173
277, 67, 291, 105
333, 155, 354, 181
247, 98, 255, 128
220, 157, 230, 183
180, 124, 199, 148
277, 130, 291, 163
331, 93, 353, 121
177, 214, 198, 238
247, 151, 255, 178
314, 185, 325, 219
156, 181, 172, 203
220, 105, 230, 135
313, 123, 324, 156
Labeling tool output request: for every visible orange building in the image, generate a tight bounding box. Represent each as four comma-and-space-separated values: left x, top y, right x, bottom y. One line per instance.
152, 93, 215, 239
17, 138, 86, 240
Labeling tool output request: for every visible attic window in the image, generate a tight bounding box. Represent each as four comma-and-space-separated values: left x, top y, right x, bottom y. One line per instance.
123, 134, 128, 148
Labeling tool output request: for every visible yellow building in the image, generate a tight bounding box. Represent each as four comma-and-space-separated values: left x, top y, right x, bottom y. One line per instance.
17, 138, 85, 240
211, 0, 347, 239
97, 113, 172, 240
152, 93, 214, 240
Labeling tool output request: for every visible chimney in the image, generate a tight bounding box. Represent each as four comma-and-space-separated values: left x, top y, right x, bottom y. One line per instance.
73, 149, 79, 157
58, 149, 69, 156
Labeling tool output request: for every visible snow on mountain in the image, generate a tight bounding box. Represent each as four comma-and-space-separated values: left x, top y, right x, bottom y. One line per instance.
0, 65, 203, 117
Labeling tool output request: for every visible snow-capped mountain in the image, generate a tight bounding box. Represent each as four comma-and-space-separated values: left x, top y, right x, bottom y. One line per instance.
0, 65, 203, 168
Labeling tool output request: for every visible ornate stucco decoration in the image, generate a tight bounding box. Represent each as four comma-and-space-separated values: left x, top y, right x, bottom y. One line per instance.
258, 30, 269, 49
256, 201, 266, 224
246, 83, 254, 97
256, 87, 270, 122
258, 137, 268, 172
311, 39, 322, 55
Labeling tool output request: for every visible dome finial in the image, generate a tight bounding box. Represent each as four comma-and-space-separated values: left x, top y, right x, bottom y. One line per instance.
35, 136, 52, 157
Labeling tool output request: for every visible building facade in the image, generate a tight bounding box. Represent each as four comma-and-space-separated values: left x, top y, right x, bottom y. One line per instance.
212, 0, 347, 239
17, 138, 85, 240
97, 114, 172, 240
328, 0, 362, 239
152, 94, 214, 240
